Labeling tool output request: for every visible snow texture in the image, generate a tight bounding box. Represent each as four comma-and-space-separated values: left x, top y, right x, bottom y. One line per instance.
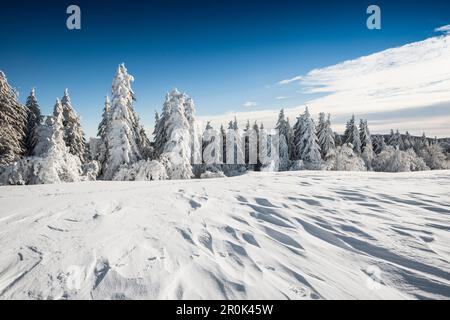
0, 171, 449, 300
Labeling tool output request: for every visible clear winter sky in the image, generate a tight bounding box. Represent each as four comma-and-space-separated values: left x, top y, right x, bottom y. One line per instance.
1, 0, 450, 137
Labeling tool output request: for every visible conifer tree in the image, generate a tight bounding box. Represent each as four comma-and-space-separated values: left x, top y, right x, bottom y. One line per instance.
102, 64, 146, 179
0, 71, 28, 165
61, 89, 87, 162
161, 88, 193, 179
25, 88, 42, 155
299, 107, 321, 164
317, 113, 336, 161
275, 109, 290, 171
360, 119, 375, 170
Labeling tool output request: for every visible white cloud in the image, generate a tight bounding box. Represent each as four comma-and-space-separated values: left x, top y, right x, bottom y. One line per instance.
435, 25, 450, 34
201, 34, 450, 137
243, 101, 258, 108
276, 96, 291, 100
284, 35, 450, 116
278, 75, 303, 85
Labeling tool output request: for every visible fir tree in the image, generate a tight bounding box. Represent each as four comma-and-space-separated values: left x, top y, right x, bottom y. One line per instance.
373, 135, 387, 154
389, 130, 404, 150
250, 121, 260, 170
25, 88, 42, 155
360, 119, 374, 170
343, 114, 361, 153
275, 109, 290, 170
292, 112, 305, 160
317, 113, 336, 161
153, 93, 172, 158
286, 118, 295, 160
0, 71, 28, 165
96, 96, 111, 165
299, 107, 321, 164
101, 64, 145, 179
61, 89, 87, 162
184, 96, 201, 165
220, 124, 226, 164
161, 88, 193, 179
343, 115, 355, 144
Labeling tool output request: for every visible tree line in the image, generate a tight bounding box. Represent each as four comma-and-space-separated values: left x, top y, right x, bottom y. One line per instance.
0, 65, 449, 185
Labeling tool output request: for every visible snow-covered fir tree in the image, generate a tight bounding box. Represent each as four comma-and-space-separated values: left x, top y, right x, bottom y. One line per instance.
115, 65, 151, 160
201, 121, 222, 175
39, 99, 83, 182
413, 132, 430, 153
152, 93, 172, 159
403, 131, 413, 150
34, 99, 82, 183
317, 113, 336, 161
372, 135, 386, 154
344, 115, 362, 153
298, 107, 321, 166
275, 109, 290, 171
220, 124, 226, 164
244, 119, 251, 166
286, 118, 295, 160
0, 71, 28, 165
343, 115, 355, 145
359, 119, 375, 170
292, 111, 306, 160
316, 112, 326, 138
249, 121, 261, 170
224, 117, 246, 174
183, 95, 202, 166
388, 130, 404, 150
334, 132, 343, 147
96, 95, 111, 166
160, 88, 193, 179
61, 89, 87, 162
24, 88, 42, 155
101, 64, 148, 179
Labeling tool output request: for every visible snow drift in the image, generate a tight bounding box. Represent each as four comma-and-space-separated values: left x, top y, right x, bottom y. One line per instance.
0, 171, 449, 300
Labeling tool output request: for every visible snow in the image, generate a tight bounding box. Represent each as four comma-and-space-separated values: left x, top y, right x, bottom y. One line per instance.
1, 170, 449, 300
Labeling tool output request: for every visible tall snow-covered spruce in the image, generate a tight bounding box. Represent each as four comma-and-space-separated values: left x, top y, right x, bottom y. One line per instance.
61, 89, 87, 163
183, 95, 202, 176
101, 64, 151, 180
317, 113, 336, 162
95, 95, 111, 165
159, 88, 194, 179
37, 98, 83, 183
0, 71, 28, 165
360, 119, 375, 170
298, 107, 321, 167
275, 109, 290, 171
152, 93, 171, 159
25, 88, 42, 155
344, 115, 362, 153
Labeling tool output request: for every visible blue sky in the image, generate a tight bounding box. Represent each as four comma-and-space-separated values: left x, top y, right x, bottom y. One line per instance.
1, 0, 450, 137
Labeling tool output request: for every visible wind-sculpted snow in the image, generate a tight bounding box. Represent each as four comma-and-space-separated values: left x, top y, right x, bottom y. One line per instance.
0, 171, 449, 299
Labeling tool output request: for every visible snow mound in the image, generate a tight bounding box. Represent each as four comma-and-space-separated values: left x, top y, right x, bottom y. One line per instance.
0, 171, 449, 299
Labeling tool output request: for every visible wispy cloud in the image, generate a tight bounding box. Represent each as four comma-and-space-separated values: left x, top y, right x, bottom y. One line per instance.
243, 101, 258, 108
278, 75, 303, 85
300, 35, 450, 115
275, 96, 291, 100
435, 24, 450, 34
201, 34, 450, 136
276, 34, 450, 136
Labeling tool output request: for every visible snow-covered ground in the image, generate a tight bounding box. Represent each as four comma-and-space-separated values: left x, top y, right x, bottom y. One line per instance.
1, 171, 449, 300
